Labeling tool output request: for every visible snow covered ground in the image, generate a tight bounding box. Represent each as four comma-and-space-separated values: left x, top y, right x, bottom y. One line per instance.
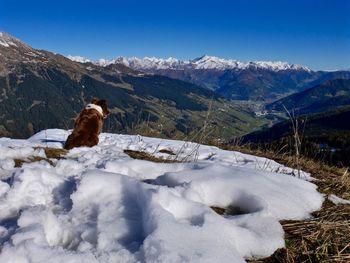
0, 129, 323, 262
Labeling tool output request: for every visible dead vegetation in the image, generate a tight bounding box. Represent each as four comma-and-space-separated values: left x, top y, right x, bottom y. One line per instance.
210, 206, 226, 215
124, 149, 181, 163
14, 147, 68, 167
211, 205, 248, 216
40, 147, 68, 159
158, 149, 176, 155
250, 201, 350, 263
14, 156, 54, 167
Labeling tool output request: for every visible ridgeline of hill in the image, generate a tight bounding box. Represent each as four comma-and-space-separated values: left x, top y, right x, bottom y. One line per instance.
267, 79, 350, 115
244, 105, 350, 167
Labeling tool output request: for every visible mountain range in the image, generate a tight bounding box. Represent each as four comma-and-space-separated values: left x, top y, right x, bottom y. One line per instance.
0, 32, 265, 139
68, 55, 350, 101
69, 55, 311, 71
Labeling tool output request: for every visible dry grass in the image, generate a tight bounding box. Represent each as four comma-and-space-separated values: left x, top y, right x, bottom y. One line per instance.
41, 147, 68, 159
14, 156, 54, 167
211, 205, 248, 216
124, 149, 181, 163
250, 201, 350, 263
158, 149, 176, 155
210, 206, 226, 215
14, 147, 68, 167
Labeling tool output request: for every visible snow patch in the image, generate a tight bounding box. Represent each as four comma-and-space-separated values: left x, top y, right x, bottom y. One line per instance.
67, 55, 91, 63
0, 32, 18, 48
328, 194, 350, 205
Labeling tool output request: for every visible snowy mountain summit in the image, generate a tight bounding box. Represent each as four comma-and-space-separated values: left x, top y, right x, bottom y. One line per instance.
68, 54, 311, 72
0, 129, 323, 262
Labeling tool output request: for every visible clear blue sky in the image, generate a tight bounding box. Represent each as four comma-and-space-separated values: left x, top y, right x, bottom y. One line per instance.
1, 0, 349, 70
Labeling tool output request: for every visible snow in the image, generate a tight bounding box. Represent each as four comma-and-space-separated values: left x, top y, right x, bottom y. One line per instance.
0, 129, 323, 262
328, 194, 350, 205
0, 32, 19, 48
67, 55, 91, 63
0, 40, 9, 47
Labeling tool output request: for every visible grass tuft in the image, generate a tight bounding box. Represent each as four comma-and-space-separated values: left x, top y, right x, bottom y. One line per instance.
124, 150, 181, 163
14, 147, 68, 167
42, 147, 68, 159
158, 149, 176, 155
14, 156, 54, 167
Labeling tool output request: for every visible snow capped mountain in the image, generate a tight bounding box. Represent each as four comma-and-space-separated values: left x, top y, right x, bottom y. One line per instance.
66, 55, 91, 63
190, 55, 246, 70
0, 32, 33, 52
0, 32, 51, 71
114, 56, 187, 70
67, 54, 311, 72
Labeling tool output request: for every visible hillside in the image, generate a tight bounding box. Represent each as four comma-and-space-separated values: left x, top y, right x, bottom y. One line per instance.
267, 79, 350, 114
0, 32, 265, 139
243, 105, 350, 166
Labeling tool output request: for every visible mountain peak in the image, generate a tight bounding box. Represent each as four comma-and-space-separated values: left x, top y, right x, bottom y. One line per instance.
0, 32, 20, 48
0, 32, 31, 49
192, 54, 214, 61
67, 55, 91, 63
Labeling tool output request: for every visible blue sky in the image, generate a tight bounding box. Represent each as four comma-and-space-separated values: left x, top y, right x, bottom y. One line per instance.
1, 0, 349, 70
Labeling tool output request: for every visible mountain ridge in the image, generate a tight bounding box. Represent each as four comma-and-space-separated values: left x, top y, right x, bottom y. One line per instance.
68, 54, 312, 72
266, 79, 350, 115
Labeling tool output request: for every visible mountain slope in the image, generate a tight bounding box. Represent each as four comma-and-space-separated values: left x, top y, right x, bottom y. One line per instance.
266, 79, 350, 115
0, 32, 265, 139
245, 106, 350, 142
